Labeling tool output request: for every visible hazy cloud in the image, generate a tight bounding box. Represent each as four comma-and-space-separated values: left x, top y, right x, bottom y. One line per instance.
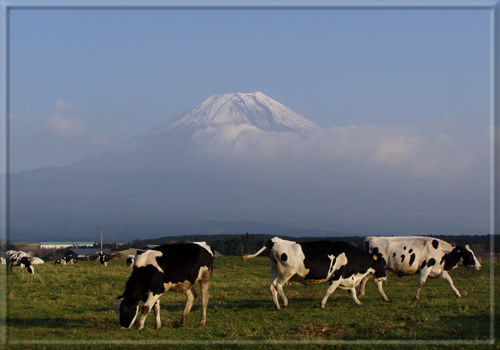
46, 100, 87, 137
189, 118, 487, 181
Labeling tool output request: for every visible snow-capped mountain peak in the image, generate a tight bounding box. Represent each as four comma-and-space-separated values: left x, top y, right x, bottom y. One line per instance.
160, 91, 318, 133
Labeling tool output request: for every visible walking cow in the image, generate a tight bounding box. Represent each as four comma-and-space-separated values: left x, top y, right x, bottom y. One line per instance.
242, 237, 387, 310
116, 242, 214, 330
360, 236, 481, 300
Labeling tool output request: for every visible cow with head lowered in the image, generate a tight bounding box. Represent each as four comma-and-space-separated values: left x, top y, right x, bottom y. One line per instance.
360, 236, 481, 300
116, 242, 214, 330
6, 250, 34, 274
242, 237, 387, 310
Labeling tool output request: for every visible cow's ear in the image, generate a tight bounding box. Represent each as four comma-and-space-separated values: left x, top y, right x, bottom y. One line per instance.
372, 254, 378, 261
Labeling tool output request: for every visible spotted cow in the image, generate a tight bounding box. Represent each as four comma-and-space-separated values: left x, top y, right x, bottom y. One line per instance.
360, 236, 482, 300
116, 242, 214, 329
99, 253, 110, 266
242, 237, 387, 310
6, 250, 34, 274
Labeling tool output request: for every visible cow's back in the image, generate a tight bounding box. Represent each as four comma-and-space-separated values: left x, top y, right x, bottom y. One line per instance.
155, 243, 214, 285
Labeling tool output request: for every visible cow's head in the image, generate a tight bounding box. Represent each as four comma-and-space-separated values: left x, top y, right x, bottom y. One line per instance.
460, 245, 481, 270
371, 253, 387, 279
19, 257, 34, 274
115, 296, 140, 329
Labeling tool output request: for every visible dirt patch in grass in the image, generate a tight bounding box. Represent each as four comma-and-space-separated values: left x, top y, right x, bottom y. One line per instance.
287, 321, 348, 338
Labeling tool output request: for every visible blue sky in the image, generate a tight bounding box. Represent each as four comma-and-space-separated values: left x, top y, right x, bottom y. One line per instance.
9, 7, 491, 172
4, 3, 496, 238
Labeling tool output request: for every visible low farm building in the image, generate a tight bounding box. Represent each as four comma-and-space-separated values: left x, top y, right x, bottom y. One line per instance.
39, 242, 95, 249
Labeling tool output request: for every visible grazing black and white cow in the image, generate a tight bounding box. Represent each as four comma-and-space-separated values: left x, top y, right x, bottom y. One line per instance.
360, 236, 481, 300
126, 255, 135, 268
6, 250, 34, 273
99, 253, 110, 266
242, 237, 387, 310
116, 242, 214, 329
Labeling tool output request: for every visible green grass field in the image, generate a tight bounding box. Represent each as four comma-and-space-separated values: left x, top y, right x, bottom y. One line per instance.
2, 256, 498, 349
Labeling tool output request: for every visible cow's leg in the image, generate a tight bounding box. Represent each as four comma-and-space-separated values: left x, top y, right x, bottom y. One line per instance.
199, 280, 210, 326
269, 261, 281, 310
320, 279, 342, 308
374, 278, 389, 301
275, 271, 295, 309
349, 287, 363, 305
137, 293, 162, 330
441, 271, 461, 298
269, 279, 281, 310
180, 288, 197, 326
153, 299, 161, 329
416, 268, 432, 300
358, 275, 371, 299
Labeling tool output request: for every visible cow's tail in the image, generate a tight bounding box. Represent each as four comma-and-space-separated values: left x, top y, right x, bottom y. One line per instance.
242, 245, 268, 262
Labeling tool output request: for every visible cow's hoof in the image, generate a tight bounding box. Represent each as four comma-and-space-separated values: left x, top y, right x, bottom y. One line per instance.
199, 321, 206, 327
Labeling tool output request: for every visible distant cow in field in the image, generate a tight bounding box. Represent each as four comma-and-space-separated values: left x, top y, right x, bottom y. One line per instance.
360, 236, 481, 300
28, 257, 45, 265
0, 257, 5, 264
6, 250, 34, 274
116, 242, 214, 330
126, 255, 135, 268
54, 259, 66, 265
99, 254, 110, 266
242, 237, 387, 310
63, 256, 77, 264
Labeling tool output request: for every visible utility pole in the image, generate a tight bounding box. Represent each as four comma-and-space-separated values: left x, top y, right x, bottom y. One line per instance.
100, 230, 104, 255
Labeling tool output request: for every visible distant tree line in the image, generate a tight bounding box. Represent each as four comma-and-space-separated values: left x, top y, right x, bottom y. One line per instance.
2, 234, 497, 260
125, 233, 497, 257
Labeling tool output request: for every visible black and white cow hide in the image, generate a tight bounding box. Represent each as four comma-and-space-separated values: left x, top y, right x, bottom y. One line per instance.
360, 236, 481, 300
19, 256, 34, 274
242, 237, 387, 310
116, 242, 214, 330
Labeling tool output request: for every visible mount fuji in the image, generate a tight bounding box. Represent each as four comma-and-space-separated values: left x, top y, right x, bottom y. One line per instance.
9, 92, 338, 242
162, 91, 317, 132
135, 91, 318, 149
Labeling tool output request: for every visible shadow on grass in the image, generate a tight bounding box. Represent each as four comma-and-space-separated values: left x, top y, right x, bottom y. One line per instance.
8, 317, 89, 329
437, 313, 494, 340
